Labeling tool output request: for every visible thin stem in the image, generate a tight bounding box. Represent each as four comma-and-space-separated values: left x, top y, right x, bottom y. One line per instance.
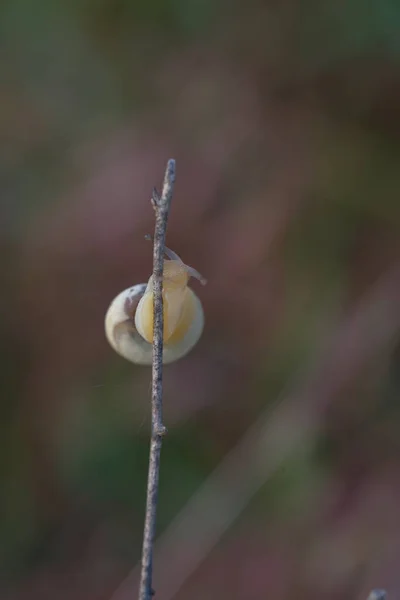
138, 159, 176, 600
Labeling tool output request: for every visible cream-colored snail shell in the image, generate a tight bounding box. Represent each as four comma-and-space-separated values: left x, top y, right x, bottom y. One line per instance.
104, 251, 205, 365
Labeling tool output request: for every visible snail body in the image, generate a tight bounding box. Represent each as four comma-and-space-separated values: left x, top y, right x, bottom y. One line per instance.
105, 248, 205, 365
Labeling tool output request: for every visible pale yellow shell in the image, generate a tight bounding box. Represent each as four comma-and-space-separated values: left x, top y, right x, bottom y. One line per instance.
104, 283, 204, 365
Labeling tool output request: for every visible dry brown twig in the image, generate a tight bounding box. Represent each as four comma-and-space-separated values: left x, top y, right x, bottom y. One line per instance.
137, 159, 176, 600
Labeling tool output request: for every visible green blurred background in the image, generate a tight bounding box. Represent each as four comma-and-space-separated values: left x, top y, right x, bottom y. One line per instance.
2, 0, 400, 598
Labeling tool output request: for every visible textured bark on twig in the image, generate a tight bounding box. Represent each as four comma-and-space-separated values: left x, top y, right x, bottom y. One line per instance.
138, 159, 176, 600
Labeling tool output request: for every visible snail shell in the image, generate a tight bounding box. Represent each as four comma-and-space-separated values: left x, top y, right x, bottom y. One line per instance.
105, 252, 205, 365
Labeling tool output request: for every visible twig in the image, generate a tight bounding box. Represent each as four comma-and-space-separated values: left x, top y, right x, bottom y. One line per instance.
138, 159, 176, 600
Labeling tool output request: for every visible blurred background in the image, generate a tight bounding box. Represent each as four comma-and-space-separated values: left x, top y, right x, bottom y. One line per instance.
2, 0, 400, 598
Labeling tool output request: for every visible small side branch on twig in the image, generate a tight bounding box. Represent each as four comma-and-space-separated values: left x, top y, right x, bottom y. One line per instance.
138, 159, 176, 600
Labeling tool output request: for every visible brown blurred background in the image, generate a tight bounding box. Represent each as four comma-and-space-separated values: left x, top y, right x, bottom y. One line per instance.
2, 0, 400, 598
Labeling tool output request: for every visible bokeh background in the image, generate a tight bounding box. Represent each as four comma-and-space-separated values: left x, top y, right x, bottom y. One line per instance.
2, 1, 400, 598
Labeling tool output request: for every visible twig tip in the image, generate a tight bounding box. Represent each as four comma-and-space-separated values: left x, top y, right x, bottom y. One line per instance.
165, 159, 176, 186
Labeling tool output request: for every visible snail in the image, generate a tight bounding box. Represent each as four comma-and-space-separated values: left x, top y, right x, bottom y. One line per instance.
105, 245, 206, 365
